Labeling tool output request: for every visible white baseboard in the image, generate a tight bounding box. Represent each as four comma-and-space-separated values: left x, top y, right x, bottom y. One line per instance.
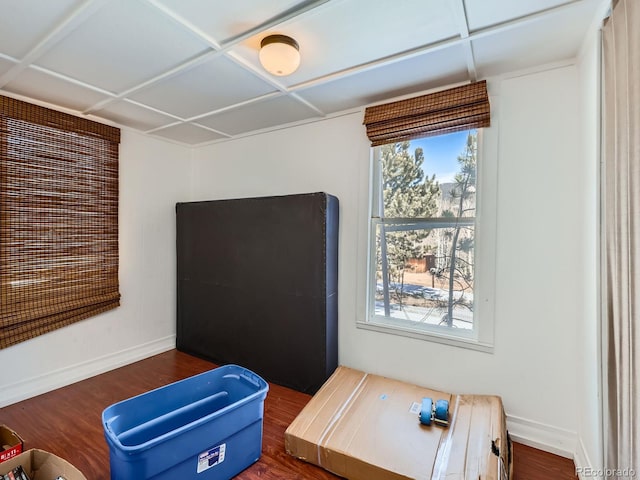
507, 414, 577, 459
574, 437, 595, 479
0, 335, 176, 408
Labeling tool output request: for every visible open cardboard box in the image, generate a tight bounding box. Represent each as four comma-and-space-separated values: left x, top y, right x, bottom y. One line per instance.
0, 425, 24, 464
285, 366, 511, 480
0, 449, 87, 480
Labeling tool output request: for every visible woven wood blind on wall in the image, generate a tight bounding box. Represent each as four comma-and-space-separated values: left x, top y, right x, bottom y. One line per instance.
0, 95, 121, 349
363, 80, 490, 146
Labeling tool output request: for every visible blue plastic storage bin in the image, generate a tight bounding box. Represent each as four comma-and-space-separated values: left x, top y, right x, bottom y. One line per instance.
102, 364, 268, 479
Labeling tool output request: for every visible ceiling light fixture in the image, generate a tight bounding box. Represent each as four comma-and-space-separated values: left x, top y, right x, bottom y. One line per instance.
259, 34, 300, 76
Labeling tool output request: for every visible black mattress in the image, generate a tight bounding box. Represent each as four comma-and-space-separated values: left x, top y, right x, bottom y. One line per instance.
176, 192, 339, 393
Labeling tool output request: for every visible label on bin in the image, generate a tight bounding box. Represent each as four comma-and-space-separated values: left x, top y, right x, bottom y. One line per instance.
197, 443, 226, 473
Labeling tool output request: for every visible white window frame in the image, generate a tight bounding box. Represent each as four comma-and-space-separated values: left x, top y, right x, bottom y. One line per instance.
357, 129, 497, 352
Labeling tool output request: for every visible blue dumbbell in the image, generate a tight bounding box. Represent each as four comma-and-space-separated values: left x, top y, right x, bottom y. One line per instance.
419, 397, 449, 427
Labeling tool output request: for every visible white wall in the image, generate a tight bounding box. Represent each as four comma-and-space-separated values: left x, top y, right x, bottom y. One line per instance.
0, 130, 191, 407
575, 17, 605, 475
0, 59, 601, 462
493, 65, 582, 455
190, 64, 586, 455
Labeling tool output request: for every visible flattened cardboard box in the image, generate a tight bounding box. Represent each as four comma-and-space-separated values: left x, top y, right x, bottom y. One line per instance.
0, 449, 87, 480
0, 425, 24, 464
285, 366, 510, 480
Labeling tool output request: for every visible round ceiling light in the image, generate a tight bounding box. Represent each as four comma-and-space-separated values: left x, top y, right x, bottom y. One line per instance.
259, 34, 300, 76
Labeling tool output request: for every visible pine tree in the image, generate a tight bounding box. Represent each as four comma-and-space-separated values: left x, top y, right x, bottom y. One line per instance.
439, 132, 476, 326
378, 141, 440, 302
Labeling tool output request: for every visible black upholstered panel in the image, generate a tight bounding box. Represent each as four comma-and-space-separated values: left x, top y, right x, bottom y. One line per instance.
176, 192, 339, 393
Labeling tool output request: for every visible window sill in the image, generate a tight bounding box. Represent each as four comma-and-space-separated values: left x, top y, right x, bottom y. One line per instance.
356, 319, 494, 353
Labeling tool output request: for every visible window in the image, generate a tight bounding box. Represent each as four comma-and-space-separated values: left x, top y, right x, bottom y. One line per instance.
359, 82, 495, 350
370, 132, 478, 334
0, 95, 121, 349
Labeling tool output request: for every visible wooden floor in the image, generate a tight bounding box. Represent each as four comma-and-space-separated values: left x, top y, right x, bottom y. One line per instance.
0, 350, 577, 479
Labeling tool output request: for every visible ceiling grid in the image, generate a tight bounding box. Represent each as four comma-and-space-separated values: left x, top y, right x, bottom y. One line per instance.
0, 0, 605, 145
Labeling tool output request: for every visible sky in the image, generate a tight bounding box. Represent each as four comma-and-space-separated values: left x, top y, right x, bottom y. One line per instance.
410, 130, 471, 183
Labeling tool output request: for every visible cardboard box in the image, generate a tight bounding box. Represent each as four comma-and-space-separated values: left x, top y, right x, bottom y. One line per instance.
0, 425, 23, 464
0, 449, 87, 480
285, 366, 511, 480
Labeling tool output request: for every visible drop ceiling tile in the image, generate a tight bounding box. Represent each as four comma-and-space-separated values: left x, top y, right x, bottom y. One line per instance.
230, 0, 459, 86
198, 95, 320, 135
35, 0, 211, 93
151, 123, 228, 144
297, 46, 469, 114
0, 0, 83, 58
0, 57, 17, 77
93, 100, 177, 131
152, 0, 304, 43
464, 0, 569, 31
4, 66, 112, 112
128, 55, 276, 119
473, 0, 598, 77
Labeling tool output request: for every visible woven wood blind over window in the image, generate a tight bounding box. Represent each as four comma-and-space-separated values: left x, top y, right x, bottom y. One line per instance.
0, 95, 121, 349
363, 80, 490, 146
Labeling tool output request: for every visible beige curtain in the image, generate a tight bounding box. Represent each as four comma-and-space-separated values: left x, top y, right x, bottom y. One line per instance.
603, 0, 640, 473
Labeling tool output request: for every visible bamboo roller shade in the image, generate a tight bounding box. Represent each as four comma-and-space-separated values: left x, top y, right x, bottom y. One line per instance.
0, 95, 121, 349
363, 80, 490, 146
